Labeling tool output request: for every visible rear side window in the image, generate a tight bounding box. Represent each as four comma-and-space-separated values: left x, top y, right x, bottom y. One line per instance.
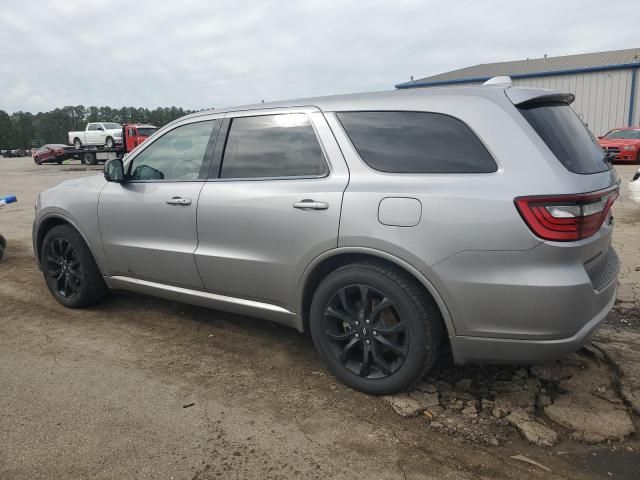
336, 111, 497, 173
518, 103, 609, 174
220, 114, 327, 179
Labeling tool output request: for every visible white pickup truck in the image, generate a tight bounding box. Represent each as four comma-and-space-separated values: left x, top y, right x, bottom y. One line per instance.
68, 122, 123, 149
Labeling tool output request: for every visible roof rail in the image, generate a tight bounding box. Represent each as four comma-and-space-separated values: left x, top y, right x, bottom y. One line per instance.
482, 76, 513, 87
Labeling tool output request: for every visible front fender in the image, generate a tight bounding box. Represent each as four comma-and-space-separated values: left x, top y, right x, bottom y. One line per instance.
34, 175, 108, 273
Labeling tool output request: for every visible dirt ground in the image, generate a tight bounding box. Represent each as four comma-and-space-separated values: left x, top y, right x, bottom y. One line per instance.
0, 157, 639, 480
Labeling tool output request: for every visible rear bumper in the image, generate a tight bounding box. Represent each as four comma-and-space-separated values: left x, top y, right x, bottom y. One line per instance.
431, 238, 619, 364
449, 283, 616, 364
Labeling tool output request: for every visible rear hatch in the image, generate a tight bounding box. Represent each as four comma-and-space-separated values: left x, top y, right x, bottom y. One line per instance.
506, 89, 620, 291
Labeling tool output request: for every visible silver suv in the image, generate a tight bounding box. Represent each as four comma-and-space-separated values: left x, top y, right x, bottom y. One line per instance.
33, 81, 620, 394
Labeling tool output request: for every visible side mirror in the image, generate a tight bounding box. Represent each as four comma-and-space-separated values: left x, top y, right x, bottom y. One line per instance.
104, 158, 125, 183
97, 126, 104, 131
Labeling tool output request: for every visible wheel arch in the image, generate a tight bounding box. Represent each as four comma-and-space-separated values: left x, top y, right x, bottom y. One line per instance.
298, 247, 455, 338
35, 214, 97, 268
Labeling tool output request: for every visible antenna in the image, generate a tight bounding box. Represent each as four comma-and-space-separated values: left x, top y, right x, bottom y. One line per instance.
482, 76, 513, 87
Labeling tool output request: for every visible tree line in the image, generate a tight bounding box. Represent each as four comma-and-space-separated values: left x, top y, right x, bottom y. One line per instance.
0, 105, 194, 149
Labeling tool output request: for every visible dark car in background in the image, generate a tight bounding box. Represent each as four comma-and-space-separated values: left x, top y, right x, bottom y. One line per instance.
32, 144, 75, 165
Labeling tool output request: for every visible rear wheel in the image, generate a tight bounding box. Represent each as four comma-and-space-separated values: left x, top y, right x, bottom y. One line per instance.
73, 138, 82, 149
41, 225, 108, 308
82, 152, 97, 165
310, 262, 443, 395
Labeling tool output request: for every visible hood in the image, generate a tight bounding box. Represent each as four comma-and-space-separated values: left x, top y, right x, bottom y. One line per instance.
45, 174, 104, 193
599, 138, 640, 145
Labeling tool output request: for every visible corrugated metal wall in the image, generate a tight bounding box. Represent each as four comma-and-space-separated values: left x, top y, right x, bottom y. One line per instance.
513, 69, 639, 136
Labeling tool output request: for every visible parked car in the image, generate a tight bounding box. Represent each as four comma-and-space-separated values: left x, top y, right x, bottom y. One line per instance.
33, 81, 620, 394
32, 144, 75, 165
598, 127, 640, 163
68, 122, 123, 149
630, 169, 640, 204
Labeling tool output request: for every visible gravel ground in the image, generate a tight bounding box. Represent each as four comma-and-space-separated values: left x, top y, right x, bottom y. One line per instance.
0, 157, 639, 479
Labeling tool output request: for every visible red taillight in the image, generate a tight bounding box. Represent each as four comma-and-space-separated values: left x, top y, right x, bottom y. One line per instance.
515, 188, 618, 241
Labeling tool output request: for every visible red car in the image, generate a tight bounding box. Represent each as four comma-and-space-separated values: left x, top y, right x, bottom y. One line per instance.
598, 127, 640, 163
32, 144, 74, 165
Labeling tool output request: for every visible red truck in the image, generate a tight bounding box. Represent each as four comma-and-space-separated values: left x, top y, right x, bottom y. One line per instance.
122, 123, 158, 153
34, 123, 158, 165
598, 127, 640, 163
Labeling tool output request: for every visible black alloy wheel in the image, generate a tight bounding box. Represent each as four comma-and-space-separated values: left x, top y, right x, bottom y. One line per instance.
323, 284, 407, 379
310, 262, 443, 395
45, 237, 83, 298
40, 225, 109, 308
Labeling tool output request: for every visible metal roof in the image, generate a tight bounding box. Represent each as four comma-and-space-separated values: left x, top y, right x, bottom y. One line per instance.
397, 47, 640, 89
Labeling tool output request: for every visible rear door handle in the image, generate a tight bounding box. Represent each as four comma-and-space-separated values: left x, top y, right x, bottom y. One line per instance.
166, 196, 192, 206
293, 200, 329, 210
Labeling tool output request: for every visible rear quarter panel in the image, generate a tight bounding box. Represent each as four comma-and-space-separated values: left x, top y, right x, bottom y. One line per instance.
325, 88, 618, 338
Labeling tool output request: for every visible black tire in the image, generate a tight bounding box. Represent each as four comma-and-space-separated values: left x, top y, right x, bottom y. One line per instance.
105, 137, 115, 148
310, 262, 444, 395
41, 225, 108, 308
82, 152, 97, 165
73, 138, 82, 149
0, 234, 5, 261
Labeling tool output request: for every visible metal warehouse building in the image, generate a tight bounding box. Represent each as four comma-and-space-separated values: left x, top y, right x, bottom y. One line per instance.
396, 48, 640, 136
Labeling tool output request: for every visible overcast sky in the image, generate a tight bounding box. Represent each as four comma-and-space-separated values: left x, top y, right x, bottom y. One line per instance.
1, 0, 638, 113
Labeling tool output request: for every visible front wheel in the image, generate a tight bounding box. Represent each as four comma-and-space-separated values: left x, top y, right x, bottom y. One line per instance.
41, 225, 108, 308
310, 262, 443, 395
105, 137, 115, 148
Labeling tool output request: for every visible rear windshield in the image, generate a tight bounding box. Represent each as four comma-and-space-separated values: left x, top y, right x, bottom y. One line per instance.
137, 128, 157, 137
336, 111, 497, 174
518, 103, 609, 174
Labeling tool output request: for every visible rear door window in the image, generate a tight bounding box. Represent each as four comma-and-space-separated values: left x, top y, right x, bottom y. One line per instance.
336, 111, 497, 173
518, 103, 609, 174
220, 113, 327, 179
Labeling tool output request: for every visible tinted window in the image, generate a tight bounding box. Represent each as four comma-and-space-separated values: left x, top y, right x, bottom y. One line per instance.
220, 114, 326, 179
518, 103, 609, 174
137, 127, 157, 137
129, 120, 217, 181
336, 111, 497, 173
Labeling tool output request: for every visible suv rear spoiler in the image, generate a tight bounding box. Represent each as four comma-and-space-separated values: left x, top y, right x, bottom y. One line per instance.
506, 88, 575, 107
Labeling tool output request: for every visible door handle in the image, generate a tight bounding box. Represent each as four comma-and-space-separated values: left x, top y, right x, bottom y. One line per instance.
293, 200, 329, 210
166, 197, 192, 206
